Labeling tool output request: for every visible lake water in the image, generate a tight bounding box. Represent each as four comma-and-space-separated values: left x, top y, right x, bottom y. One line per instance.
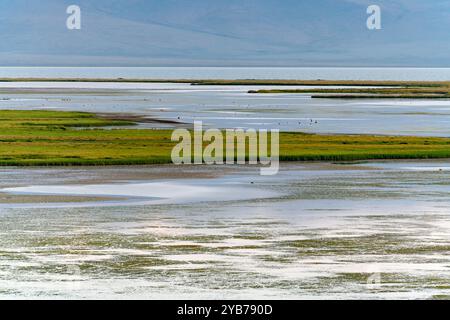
0, 162, 448, 299
1, 67, 450, 81
1, 82, 450, 136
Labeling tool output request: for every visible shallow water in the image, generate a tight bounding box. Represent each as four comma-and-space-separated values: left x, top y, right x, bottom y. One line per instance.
0, 162, 448, 299
1, 82, 450, 136
1, 67, 450, 81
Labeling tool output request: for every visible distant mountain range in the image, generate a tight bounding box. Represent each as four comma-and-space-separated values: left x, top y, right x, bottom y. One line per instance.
0, 0, 449, 66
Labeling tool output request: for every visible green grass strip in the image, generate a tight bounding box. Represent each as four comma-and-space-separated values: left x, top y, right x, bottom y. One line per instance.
0, 110, 450, 166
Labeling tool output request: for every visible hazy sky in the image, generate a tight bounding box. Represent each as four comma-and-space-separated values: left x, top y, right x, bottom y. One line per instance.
0, 0, 449, 66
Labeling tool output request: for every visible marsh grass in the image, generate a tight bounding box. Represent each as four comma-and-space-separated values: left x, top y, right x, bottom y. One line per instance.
249, 81, 450, 99
1, 110, 450, 166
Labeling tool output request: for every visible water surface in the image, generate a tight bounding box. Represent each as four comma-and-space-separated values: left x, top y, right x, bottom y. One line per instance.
1, 82, 450, 136
0, 162, 448, 299
1, 67, 450, 81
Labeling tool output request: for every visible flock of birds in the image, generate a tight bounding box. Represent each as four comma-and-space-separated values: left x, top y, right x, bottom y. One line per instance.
151, 99, 320, 129
50, 95, 321, 129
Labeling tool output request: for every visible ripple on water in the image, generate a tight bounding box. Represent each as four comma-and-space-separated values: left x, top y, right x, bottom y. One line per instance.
0, 163, 449, 299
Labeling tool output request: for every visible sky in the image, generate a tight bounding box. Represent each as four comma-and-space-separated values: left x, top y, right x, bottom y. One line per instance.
0, 0, 449, 67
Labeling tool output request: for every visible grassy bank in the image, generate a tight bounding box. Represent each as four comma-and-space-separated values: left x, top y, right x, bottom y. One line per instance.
249, 83, 450, 99
1, 110, 450, 166
308, 94, 450, 99
191, 80, 449, 87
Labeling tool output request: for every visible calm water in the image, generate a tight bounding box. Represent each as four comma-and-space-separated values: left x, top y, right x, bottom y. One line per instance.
1, 82, 450, 136
0, 162, 449, 299
1, 67, 450, 81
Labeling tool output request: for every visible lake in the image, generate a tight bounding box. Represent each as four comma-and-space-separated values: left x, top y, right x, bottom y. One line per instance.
1, 81, 450, 136
1, 67, 450, 81
0, 162, 448, 299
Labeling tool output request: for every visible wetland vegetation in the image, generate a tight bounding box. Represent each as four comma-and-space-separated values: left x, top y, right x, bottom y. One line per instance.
2, 110, 450, 166
247, 81, 450, 99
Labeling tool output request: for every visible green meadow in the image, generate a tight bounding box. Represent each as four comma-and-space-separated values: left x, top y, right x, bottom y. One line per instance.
1, 110, 450, 166
248, 82, 450, 99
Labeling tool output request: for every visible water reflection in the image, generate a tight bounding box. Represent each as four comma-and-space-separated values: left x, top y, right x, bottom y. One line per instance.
1, 82, 450, 135
0, 162, 448, 299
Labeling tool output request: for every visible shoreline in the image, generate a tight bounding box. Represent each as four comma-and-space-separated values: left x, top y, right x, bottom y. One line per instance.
2, 78, 449, 100
248, 85, 450, 99
0, 78, 448, 87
